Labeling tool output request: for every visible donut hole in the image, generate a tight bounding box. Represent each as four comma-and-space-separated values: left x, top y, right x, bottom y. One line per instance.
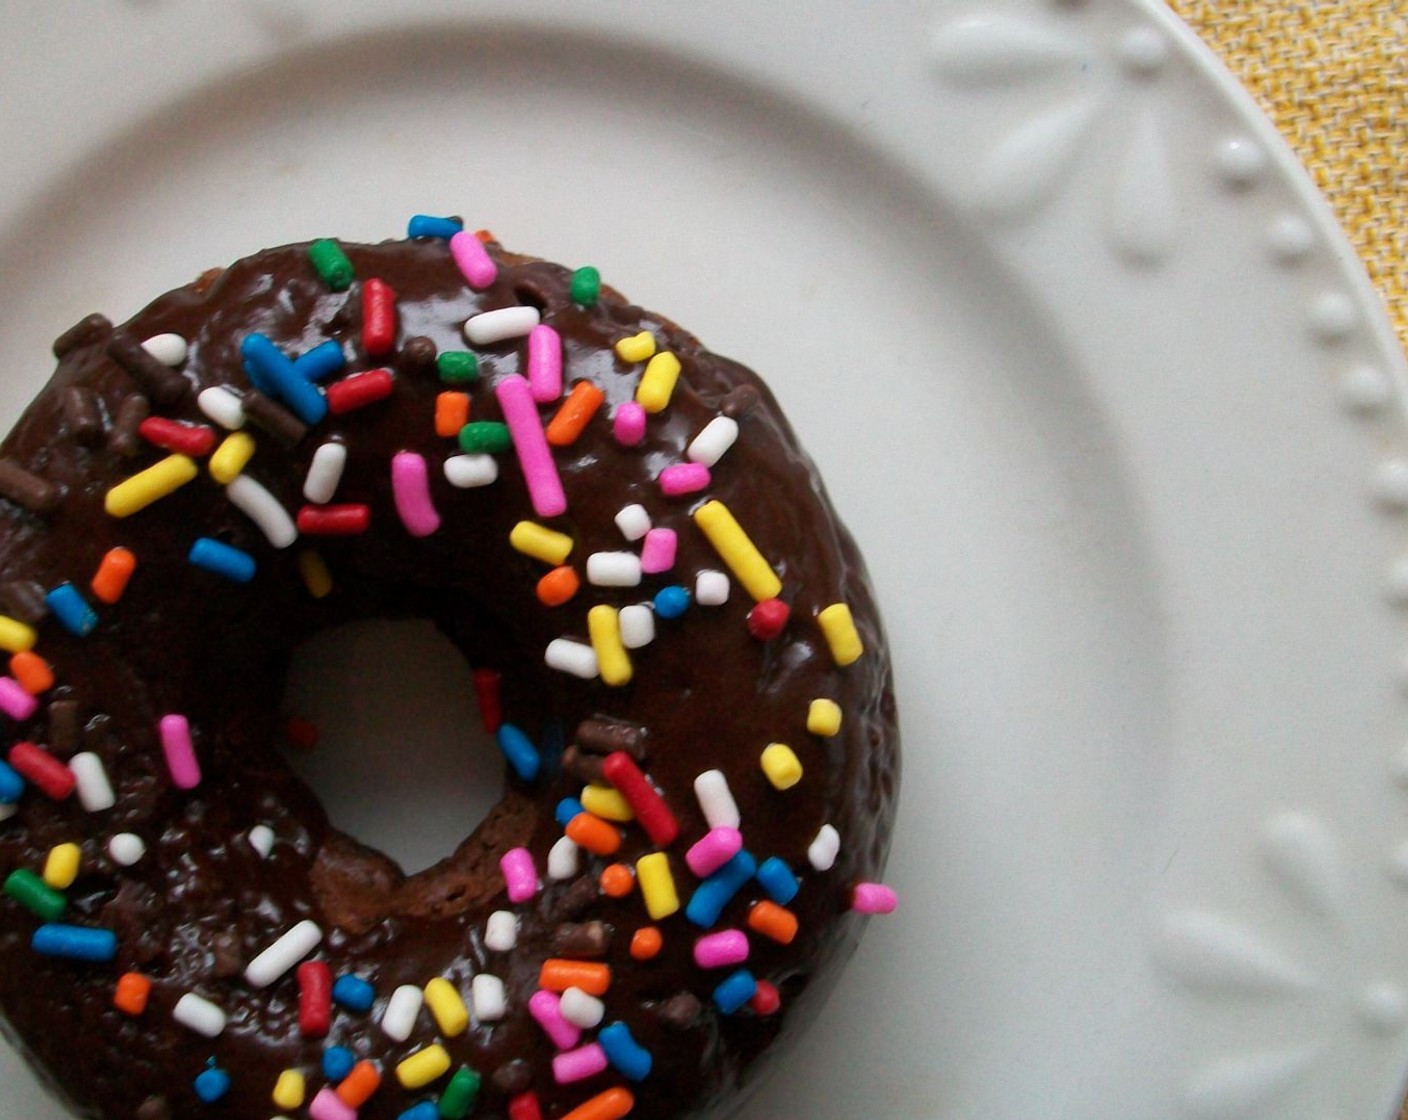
280, 617, 505, 875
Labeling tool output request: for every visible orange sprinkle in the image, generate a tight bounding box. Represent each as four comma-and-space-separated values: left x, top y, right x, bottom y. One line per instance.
747, 900, 799, 945
435, 391, 471, 438
629, 926, 662, 961
536, 565, 580, 607
539, 959, 611, 997
90, 546, 137, 604
565, 812, 621, 856
113, 971, 152, 1016
474, 229, 495, 244
9, 651, 53, 696
545, 382, 606, 447
560, 1087, 635, 1120
335, 1060, 382, 1108
598, 862, 635, 898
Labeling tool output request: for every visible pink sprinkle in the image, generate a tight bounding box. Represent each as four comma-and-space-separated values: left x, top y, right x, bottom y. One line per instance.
0, 677, 38, 721
552, 1042, 608, 1085
639, 528, 677, 574
500, 846, 538, 903
528, 989, 582, 1050
852, 882, 899, 914
613, 401, 647, 446
308, 1087, 357, 1120
449, 230, 497, 290
685, 826, 743, 878
658, 462, 711, 497
159, 714, 201, 790
693, 929, 750, 969
495, 375, 567, 518
527, 324, 563, 403
390, 451, 441, 537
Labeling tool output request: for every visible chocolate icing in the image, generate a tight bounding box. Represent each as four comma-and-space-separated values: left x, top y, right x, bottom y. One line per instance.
0, 236, 899, 1119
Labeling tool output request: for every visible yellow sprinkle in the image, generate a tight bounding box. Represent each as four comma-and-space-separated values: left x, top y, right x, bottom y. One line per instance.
587, 605, 632, 687
42, 842, 81, 890
760, 743, 803, 790
581, 783, 634, 822
271, 1069, 306, 1111
816, 603, 864, 666
692, 500, 781, 601
208, 431, 256, 485
614, 330, 656, 364
105, 454, 198, 518
509, 520, 574, 566
296, 549, 333, 599
807, 699, 843, 737
396, 1043, 452, 1090
423, 977, 469, 1038
635, 351, 681, 413
0, 616, 37, 654
636, 852, 679, 920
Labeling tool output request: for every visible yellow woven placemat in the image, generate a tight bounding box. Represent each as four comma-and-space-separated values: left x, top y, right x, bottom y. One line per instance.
1167, 0, 1407, 358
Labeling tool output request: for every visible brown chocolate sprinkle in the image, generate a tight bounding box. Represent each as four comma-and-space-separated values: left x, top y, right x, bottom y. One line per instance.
0, 459, 61, 514
46, 700, 82, 757
554, 875, 600, 919
61, 385, 105, 446
575, 716, 647, 759
51, 312, 112, 359
656, 991, 703, 1030
107, 332, 188, 405
0, 579, 49, 625
562, 744, 604, 784
108, 393, 151, 458
491, 1058, 533, 1096
243, 390, 309, 445
396, 334, 437, 375
551, 920, 612, 959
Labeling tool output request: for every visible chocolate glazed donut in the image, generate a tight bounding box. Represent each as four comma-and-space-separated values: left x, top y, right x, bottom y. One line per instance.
0, 225, 899, 1120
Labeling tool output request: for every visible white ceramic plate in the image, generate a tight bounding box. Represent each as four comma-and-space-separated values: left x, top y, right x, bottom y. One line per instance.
3, 2, 1408, 1117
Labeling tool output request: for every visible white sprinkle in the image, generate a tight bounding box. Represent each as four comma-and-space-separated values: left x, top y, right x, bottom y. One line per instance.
545, 638, 599, 679
243, 919, 323, 988
695, 569, 730, 606
808, 823, 841, 871
485, 910, 518, 952
548, 835, 580, 880
464, 306, 540, 345
303, 441, 347, 504
173, 992, 227, 1038
559, 986, 605, 1029
197, 386, 246, 430
586, 551, 642, 587
248, 824, 276, 858
694, 769, 741, 830
619, 604, 655, 649
226, 475, 297, 549
614, 504, 651, 541
471, 974, 507, 1022
141, 332, 188, 367
108, 832, 146, 866
381, 984, 425, 1041
443, 453, 499, 488
68, 752, 115, 812
686, 416, 739, 467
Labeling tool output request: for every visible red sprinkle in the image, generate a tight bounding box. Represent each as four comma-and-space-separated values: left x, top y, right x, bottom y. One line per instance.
746, 598, 790, 641
600, 751, 679, 847
749, 979, 781, 1016
137, 417, 217, 457
508, 1092, 543, 1120
326, 368, 394, 415
472, 668, 503, 733
296, 504, 371, 535
8, 741, 74, 800
297, 960, 332, 1038
361, 278, 398, 358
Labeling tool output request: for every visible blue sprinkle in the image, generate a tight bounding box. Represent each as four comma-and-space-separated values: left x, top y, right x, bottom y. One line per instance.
31, 923, 117, 962
407, 214, 465, 240
323, 1045, 356, 1082
496, 722, 540, 782
686, 850, 757, 928
555, 797, 586, 828
397, 1103, 440, 1120
653, 585, 690, 619
44, 583, 96, 638
754, 856, 800, 905
712, 968, 757, 1015
293, 340, 347, 383
332, 974, 375, 1014
598, 1020, 653, 1081
188, 538, 257, 584
0, 760, 24, 803
241, 333, 328, 425
194, 1064, 231, 1103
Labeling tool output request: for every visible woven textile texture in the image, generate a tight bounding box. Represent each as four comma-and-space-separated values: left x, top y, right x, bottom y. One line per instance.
1168, 0, 1407, 356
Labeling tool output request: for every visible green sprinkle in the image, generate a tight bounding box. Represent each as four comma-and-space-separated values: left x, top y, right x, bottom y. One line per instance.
458, 422, 511, 454
307, 239, 355, 292
570, 266, 601, 306
437, 1066, 481, 1119
437, 351, 479, 384
3, 869, 66, 922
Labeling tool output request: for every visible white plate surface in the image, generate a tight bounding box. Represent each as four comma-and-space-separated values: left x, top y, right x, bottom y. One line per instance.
3, 2, 1408, 1118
